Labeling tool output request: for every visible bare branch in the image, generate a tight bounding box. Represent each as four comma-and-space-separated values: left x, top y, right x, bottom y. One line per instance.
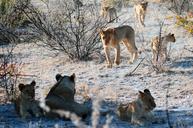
125, 57, 145, 76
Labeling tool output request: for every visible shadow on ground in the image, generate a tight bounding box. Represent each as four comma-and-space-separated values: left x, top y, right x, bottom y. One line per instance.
170, 57, 193, 69
0, 103, 193, 128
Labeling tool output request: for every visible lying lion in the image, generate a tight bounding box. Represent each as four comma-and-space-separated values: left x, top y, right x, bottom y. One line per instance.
99, 25, 138, 68
14, 81, 42, 119
117, 89, 156, 125
44, 73, 90, 119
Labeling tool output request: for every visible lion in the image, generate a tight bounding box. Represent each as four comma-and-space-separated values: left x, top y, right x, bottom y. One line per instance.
117, 89, 156, 125
14, 81, 42, 119
44, 73, 90, 119
98, 25, 138, 68
151, 33, 176, 62
134, 1, 148, 27
73, 0, 83, 9
101, 6, 118, 22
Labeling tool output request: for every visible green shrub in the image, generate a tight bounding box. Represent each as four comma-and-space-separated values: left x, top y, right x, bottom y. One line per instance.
176, 15, 193, 34
0, 0, 30, 28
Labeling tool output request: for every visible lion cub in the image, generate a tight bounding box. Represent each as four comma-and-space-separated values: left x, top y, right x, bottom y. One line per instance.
134, 2, 148, 27
14, 81, 42, 119
101, 6, 118, 22
117, 89, 156, 125
151, 33, 176, 62
99, 25, 138, 68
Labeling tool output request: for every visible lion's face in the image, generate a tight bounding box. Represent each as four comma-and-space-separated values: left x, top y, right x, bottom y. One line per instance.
18, 81, 36, 100
103, 6, 109, 12
141, 2, 148, 11
138, 89, 156, 111
99, 29, 115, 46
165, 33, 176, 42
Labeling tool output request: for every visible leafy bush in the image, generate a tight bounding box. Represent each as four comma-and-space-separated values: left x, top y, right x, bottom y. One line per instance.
168, 0, 192, 14
0, 0, 14, 15
0, 0, 30, 28
0, 31, 20, 102
176, 15, 193, 34
0, 0, 25, 102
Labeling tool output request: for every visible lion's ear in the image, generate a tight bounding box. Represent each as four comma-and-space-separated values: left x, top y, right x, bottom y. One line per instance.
18, 84, 25, 91
144, 89, 151, 95
55, 74, 62, 81
70, 73, 76, 82
171, 34, 174, 36
139, 91, 145, 97
98, 28, 104, 35
31, 80, 36, 86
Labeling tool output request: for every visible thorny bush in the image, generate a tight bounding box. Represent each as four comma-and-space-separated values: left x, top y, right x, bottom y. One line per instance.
21, 0, 105, 61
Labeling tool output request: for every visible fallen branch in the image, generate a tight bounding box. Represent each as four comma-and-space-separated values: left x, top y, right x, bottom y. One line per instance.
184, 47, 193, 53
14, 74, 38, 77
0, 73, 37, 78
125, 57, 145, 77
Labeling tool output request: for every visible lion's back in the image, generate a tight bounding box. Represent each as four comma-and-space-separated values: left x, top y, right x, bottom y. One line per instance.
115, 25, 135, 41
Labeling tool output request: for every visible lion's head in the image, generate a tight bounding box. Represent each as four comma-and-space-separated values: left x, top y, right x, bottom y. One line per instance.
98, 28, 115, 46
141, 2, 148, 11
103, 6, 110, 12
44, 73, 90, 118
138, 89, 156, 111
18, 81, 36, 100
47, 73, 76, 100
165, 33, 176, 42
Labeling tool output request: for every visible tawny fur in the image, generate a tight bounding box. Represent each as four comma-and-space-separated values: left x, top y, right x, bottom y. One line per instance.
101, 6, 118, 22
151, 33, 176, 62
117, 89, 156, 125
134, 2, 148, 27
14, 81, 42, 119
99, 25, 138, 68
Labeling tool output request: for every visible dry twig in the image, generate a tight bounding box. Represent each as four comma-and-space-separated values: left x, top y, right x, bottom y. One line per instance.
125, 57, 145, 76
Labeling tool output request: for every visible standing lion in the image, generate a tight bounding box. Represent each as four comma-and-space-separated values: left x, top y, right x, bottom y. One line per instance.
98, 25, 138, 68
101, 6, 118, 22
134, 2, 148, 27
151, 33, 176, 62
73, 0, 83, 9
